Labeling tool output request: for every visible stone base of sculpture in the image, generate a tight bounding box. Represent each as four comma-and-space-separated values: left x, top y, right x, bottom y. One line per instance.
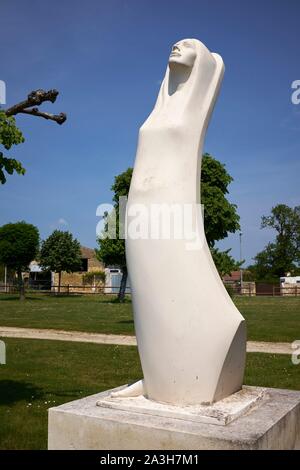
96, 386, 266, 426
48, 386, 300, 450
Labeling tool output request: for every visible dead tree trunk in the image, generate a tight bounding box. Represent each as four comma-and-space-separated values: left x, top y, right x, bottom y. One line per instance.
118, 266, 128, 303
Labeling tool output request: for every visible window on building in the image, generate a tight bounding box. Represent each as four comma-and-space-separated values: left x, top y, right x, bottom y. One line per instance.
81, 258, 88, 272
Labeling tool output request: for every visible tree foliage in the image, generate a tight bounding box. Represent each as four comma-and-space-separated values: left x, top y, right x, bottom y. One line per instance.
0, 110, 25, 184
0, 221, 39, 300
96, 169, 131, 270
201, 153, 240, 247
97, 234, 126, 269
111, 167, 133, 206
210, 247, 241, 277
251, 204, 300, 279
96, 173, 128, 301
39, 230, 82, 292
0, 89, 66, 184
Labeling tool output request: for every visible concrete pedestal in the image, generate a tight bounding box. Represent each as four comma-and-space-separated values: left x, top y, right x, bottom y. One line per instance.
48, 385, 300, 450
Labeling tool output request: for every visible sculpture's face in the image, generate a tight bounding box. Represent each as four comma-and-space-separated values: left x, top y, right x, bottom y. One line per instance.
169, 40, 197, 68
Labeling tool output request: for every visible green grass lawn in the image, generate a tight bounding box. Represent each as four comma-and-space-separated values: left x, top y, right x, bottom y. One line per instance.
0, 337, 299, 449
0, 294, 299, 342
235, 296, 300, 342
0, 338, 142, 450
0, 294, 134, 335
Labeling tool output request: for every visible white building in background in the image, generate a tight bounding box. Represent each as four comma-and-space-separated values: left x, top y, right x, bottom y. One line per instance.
280, 276, 300, 296
280, 276, 300, 285
104, 268, 131, 294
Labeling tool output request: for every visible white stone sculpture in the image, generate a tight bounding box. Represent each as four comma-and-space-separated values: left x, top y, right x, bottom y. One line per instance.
112, 39, 246, 405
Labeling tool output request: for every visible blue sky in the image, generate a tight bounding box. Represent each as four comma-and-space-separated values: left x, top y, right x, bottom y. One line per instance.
0, 0, 299, 265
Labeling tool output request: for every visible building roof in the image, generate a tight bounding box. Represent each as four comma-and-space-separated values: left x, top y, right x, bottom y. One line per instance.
80, 246, 97, 259
223, 270, 241, 282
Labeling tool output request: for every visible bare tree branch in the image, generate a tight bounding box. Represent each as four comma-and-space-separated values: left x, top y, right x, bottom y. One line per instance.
20, 108, 67, 125
4, 89, 67, 125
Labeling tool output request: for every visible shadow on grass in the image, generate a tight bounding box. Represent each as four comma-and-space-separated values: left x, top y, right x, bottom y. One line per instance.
47, 294, 84, 299
109, 297, 132, 304
0, 380, 44, 405
117, 320, 134, 325
0, 294, 132, 304
48, 390, 92, 398
0, 296, 44, 302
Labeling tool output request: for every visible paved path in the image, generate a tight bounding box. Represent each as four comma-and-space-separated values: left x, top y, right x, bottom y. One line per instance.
246, 341, 293, 355
0, 326, 137, 346
0, 326, 293, 355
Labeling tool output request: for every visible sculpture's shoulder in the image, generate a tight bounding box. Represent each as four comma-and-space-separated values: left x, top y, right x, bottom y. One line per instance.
139, 115, 187, 137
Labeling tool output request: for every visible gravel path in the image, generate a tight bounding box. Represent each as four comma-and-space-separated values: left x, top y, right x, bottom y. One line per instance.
0, 326, 137, 346
0, 326, 293, 355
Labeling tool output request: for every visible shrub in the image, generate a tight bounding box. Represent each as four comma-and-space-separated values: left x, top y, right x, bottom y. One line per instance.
82, 270, 106, 286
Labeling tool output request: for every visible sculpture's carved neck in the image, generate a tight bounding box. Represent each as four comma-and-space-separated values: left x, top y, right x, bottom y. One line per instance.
168, 62, 193, 96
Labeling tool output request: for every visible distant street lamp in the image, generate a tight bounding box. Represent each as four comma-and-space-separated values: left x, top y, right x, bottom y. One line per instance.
239, 232, 243, 293
4, 265, 7, 293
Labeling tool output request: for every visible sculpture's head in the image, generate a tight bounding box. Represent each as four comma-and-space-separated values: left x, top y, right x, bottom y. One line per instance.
151, 38, 224, 124
168, 40, 197, 69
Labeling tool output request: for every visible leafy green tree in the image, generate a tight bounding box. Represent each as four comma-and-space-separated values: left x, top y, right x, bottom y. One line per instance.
252, 204, 300, 278
201, 153, 240, 247
97, 155, 240, 299
201, 153, 241, 276
0, 89, 66, 184
210, 248, 241, 277
242, 266, 258, 282
96, 170, 131, 302
39, 230, 82, 293
0, 111, 25, 184
0, 221, 39, 300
